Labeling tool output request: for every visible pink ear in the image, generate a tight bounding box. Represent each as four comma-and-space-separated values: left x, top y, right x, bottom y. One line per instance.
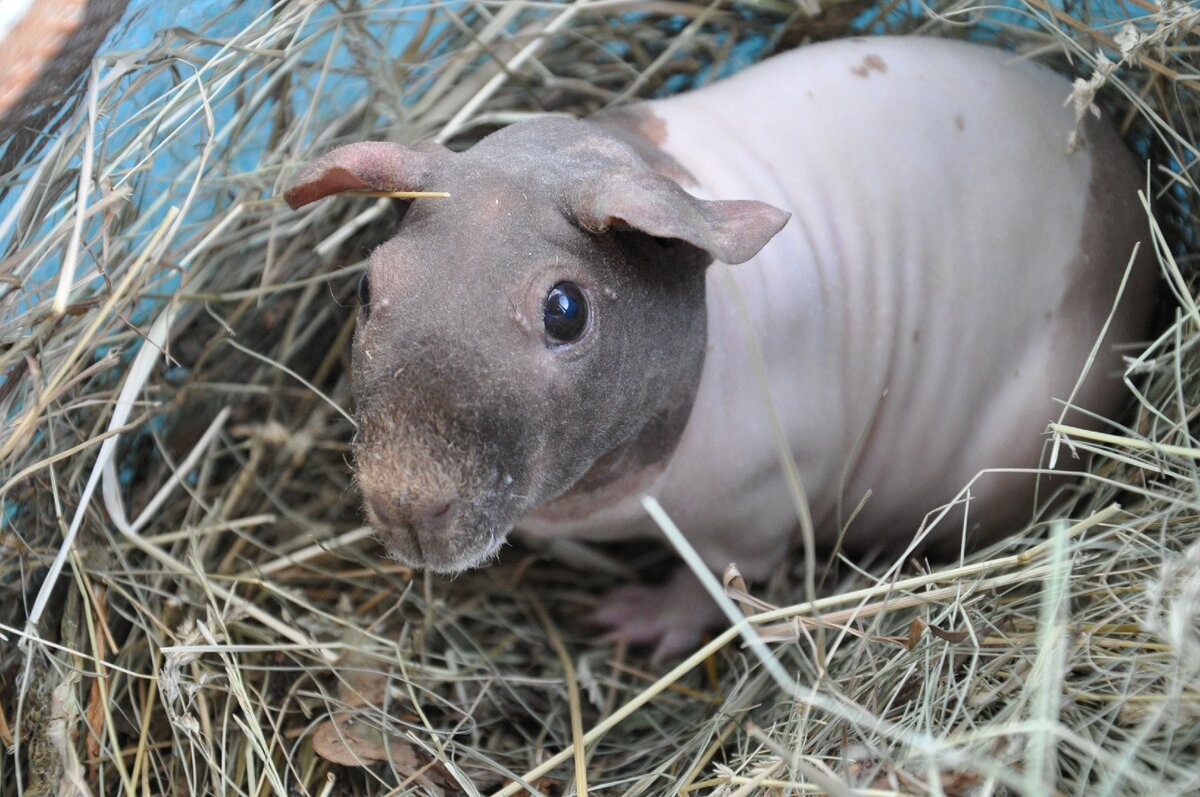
575, 171, 790, 265
283, 141, 442, 209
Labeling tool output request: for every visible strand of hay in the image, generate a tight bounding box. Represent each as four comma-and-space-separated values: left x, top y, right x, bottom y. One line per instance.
0, 1, 1196, 795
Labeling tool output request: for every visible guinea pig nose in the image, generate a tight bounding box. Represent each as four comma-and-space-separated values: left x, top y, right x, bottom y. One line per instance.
365, 491, 458, 533
412, 499, 457, 532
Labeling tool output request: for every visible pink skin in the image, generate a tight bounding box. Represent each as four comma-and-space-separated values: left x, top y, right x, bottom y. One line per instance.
588, 571, 724, 660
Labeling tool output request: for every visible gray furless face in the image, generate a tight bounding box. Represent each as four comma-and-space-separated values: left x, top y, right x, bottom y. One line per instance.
284, 121, 788, 572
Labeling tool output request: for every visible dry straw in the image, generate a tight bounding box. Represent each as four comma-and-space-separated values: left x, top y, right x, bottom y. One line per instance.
1, 1, 1197, 795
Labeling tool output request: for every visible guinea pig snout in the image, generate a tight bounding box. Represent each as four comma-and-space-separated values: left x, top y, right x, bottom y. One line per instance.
352, 406, 522, 572
361, 486, 486, 572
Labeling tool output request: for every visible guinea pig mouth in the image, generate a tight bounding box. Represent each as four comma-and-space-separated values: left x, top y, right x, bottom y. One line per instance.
360, 487, 518, 573
373, 517, 507, 573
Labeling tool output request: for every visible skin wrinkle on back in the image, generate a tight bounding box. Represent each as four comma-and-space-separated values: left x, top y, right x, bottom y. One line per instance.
842, 105, 1145, 552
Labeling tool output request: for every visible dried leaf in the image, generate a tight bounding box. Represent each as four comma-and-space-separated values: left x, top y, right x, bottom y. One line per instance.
904, 617, 970, 649
906, 618, 925, 651
311, 714, 419, 768
722, 563, 776, 613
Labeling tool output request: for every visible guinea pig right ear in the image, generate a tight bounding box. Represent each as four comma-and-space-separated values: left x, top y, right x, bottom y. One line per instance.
574, 170, 790, 265
283, 141, 444, 209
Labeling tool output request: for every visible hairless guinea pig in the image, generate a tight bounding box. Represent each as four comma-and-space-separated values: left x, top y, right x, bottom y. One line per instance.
284, 36, 1155, 655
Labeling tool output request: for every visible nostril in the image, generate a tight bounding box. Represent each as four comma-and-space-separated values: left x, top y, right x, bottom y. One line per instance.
419, 500, 457, 530
363, 491, 457, 532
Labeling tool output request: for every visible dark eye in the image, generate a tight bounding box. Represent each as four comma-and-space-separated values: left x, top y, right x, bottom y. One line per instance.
357, 273, 371, 310
543, 282, 588, 345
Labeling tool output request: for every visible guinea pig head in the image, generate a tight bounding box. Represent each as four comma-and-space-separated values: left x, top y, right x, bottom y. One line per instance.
283, 119, 789, 572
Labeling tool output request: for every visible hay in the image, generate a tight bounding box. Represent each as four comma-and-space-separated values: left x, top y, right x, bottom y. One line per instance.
1, 0, 1197, 794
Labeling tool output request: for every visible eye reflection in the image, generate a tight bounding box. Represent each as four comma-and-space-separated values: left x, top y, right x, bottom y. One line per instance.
543, 282, 588, 345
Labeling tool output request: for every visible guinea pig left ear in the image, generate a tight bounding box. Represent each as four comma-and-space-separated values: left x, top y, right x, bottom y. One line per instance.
574, 171, 790, 265
283, 141, 445, 209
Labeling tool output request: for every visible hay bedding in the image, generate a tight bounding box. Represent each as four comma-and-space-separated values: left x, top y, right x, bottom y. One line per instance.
0, 0, 1197, 794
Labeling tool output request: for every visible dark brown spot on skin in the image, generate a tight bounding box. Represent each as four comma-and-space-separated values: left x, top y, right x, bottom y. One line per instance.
852, 54, 888, 78
1045, 310, 1054, 321
633, 111, 667, 146
1012, 370, 1020, 379
954, 115, 965, 132
911, 329, 921, 344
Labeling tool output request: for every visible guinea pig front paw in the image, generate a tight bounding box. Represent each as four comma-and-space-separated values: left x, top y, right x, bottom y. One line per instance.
587, 567, 725, 660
